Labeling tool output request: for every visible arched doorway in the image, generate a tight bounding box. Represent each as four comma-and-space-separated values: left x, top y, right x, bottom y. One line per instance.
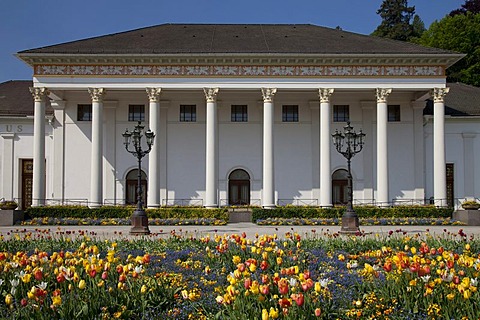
229, 169, 250, 205
125, 169, 147, 205
332, 169, 348, 205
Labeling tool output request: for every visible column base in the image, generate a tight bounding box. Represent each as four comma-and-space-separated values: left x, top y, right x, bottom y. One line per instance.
147, 204, 161, 208
262, 204, 276, 209
205, 205, 218, 209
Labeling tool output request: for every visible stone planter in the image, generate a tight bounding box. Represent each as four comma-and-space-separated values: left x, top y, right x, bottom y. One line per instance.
453, 210, 480, 226
0, 204, 18, 210
0, 210, 24, 226
461, 204, 480, 210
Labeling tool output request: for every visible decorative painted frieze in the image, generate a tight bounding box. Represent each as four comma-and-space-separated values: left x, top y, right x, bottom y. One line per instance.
34, 64, 445, 77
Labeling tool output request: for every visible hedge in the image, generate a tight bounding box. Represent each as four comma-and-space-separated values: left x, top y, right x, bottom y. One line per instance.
252, 206, 454, 221
25, 206, 229, 221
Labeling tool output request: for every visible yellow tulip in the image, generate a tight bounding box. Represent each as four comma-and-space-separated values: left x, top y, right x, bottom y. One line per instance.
5, 294, 13, 306
78, 279, 86, 290
262, 308, 269, 320
141, 285, 147, 294
52, 295, 62, 306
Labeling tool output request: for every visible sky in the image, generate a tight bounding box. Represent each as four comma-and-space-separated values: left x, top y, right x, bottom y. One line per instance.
0, 0, 466, 83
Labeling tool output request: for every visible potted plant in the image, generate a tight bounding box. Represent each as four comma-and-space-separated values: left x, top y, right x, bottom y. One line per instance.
461, 200, 480, 210
0, 200, 18, 210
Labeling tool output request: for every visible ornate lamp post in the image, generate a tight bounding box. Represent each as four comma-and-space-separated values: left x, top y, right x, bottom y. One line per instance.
332, 122, 365, 234
123, 121, 155, 235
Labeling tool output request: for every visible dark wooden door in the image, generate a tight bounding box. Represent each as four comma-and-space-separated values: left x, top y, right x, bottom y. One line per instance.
229, 180, 250, 205
21, 159, 33, 209
446, 163, 454, 207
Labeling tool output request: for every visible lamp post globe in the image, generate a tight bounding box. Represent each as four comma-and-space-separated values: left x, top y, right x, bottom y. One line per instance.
332, 122, 365, 234
123, 121, 155, 235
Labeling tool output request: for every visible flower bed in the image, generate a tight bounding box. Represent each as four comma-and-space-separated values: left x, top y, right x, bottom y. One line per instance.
0, 229, 479, 319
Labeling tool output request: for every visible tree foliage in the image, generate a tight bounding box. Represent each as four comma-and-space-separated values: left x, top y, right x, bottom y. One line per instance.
371, 0, 420, 41
417, 13, 480, 86
450, 0, 480, 16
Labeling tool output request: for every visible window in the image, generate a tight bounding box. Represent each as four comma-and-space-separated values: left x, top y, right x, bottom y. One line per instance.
77, 104, 92, 121
333, 105, 349, 122
231, 105, 248, 122
282, 105, 299, 122
388, 105, 401, 122
128, 105, 145, 122
180, 105, 196, 122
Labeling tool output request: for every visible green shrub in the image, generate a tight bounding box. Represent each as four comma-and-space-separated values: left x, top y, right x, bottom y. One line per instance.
252, 205, 453, 221
25, 206, 229, 221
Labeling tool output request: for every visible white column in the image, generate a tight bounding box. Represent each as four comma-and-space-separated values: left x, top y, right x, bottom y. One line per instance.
432, 87, 449, 206
204, 88, 219, 208
376, 88, 392, 206
30, 87, 48, 206
146, 88, 162, 208
319, 88, 334, 207
88, 88, 105, 208
261, 88, 276, 208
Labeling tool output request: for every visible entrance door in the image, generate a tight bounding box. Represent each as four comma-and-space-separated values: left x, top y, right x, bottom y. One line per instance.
228, 169, 250, 205
332, 169, 348, 205
446, 163, 454, 207
125, 169, 147, 205
21, 159, 33, 209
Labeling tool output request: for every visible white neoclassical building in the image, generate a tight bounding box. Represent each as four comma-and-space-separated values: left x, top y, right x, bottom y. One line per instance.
1, 24, 479, 209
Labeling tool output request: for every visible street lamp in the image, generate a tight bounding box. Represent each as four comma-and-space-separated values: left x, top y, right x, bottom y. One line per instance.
332, 122, 365, 234
123, 121, 155, 235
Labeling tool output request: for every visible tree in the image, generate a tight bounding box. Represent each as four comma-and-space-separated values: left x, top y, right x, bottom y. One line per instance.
450, 0, 480, 16
371, 0, 417, 41
411, 14, 426, 39
418, 13, 480, 86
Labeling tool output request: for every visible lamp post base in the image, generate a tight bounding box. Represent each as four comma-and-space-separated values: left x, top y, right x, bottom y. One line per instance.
339, 211, 360, 234
130, 209, 150, 235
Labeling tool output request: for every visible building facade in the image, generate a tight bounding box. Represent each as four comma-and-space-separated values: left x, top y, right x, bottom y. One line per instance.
1, 24, 478, 209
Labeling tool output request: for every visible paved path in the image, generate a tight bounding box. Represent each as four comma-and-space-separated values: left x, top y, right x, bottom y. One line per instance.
1, 223, 479, 240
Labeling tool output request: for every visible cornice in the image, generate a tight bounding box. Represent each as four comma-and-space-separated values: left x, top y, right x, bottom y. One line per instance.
17, 53, 464, 68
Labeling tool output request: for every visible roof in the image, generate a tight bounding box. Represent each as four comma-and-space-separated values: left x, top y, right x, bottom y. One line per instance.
0, 81, 52, 117
18, 23, 456, 55
424, 82, 480, 116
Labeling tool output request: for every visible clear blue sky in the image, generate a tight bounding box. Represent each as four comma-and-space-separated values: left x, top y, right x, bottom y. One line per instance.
0, 0, 465, 83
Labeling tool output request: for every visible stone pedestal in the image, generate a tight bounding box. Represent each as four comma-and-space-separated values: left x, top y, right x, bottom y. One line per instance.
453, 210, 480, 226
0, 210, 24, 226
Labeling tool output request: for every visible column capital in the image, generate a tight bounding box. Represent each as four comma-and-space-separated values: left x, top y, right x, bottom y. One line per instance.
88, 88, 106, 102
146, 88, 162, 102
29, 87, 49, 102
318, 88, 334, 103
376, 88, 392, 103
203, 88, 219, 102
261, 88, 277, 102
431, 87, 450, 103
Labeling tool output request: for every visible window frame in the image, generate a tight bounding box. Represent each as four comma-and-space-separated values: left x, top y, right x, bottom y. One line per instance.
180, 104, 197, 122
333, 105, 350, 122
282, 105, 299, 122
77, 104, 92, 121
128, 104, 145, 122
231, 105, 248, 122
388, 105, 401, 122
